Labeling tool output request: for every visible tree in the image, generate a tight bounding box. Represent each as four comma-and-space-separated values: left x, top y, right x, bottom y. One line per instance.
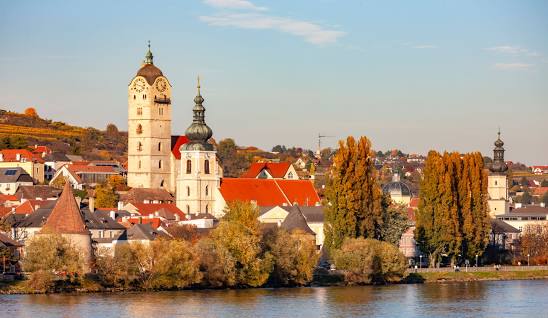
265, 229, 319, 286
519, 224, 548, 265
324, 136, 385, 251
24, 107, 38, 117
95, 245, 137, 288
218, 138, 252, 177
95, 183, 118, 208
541, 192, 548, 206
196, 238, 237, 287
332, 238, 407, 284
272, 145, 287, 153
50, 177, 67, 189
541, 179, 548, 187
516, 191, 533, 205
165, 224, 200, 243
105, 123, 119, 139
205, 201, 272, 287
380, 203, 410, 246
107, 175, 128, 191
0, 136, 28, 149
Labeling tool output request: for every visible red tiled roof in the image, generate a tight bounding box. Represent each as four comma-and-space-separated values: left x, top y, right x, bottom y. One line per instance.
123, 217, 162, 229
171, 135, 189, 160
133, 203, 185, 219
14, 201, 35, 214
0, 206, 12, 218
533, 187, 548, 196
0, 149, 44, 163
219, 178, 320, 207
32, 145, 51, 154
41, 182, 88, 235
241, 162, 292, 178
409, 197, 419, 209
0, 194, 18, 202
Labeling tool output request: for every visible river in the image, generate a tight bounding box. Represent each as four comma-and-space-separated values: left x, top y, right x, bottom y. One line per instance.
1, 280, 547, 317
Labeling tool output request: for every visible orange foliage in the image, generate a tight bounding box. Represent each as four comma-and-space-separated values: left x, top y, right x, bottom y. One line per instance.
24, 107, 38, 117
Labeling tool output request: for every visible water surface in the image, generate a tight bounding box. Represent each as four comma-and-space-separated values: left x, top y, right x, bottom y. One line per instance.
2, 280, 547, 317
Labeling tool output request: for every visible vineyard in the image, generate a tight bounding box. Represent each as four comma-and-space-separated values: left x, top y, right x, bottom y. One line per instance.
0, 123, 85, 141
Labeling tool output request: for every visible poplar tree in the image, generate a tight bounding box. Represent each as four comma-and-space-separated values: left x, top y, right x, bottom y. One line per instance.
324, 136, 384, 250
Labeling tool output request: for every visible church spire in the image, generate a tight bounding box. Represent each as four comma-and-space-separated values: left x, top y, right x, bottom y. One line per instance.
182, 76, 214, 151
144, 40, 153, 65
490, 129, 508, 174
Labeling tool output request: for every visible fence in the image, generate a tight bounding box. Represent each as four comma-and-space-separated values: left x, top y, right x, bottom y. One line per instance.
408, 265, 548, 274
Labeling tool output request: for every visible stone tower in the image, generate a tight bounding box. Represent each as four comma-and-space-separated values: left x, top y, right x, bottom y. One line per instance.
176, 78, 221, 216
127, 43, 172, 189
487, 130, 509, 216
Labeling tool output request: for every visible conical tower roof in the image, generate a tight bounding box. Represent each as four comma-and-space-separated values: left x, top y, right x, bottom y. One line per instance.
41, 181, 89, 235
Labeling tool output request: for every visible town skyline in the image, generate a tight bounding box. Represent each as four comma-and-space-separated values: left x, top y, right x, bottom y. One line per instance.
1, 0, 547, 165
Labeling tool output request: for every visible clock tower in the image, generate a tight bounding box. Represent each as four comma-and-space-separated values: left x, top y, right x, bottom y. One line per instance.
127, 43, 172, 189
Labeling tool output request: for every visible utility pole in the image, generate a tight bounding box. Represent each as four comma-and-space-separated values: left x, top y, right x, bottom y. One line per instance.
317, 133, 334, 158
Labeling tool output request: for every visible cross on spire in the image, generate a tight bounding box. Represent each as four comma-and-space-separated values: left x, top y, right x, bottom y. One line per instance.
197, 75, 201, 95
144, 40, 154, 64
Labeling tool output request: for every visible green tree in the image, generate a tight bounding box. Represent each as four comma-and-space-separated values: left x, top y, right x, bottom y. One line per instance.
218, 138, 252, 177
95, 245, 138, 288
332, 238, 406, 284
324, 136, 385, 251
541, 192, 548, 206
380, 202, 410, 246
541, 179, 548, 187
95, 184, 118, 208
265, 229, 319, 286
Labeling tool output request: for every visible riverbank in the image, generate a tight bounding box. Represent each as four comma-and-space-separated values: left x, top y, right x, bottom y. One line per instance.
405, 269, 548, 283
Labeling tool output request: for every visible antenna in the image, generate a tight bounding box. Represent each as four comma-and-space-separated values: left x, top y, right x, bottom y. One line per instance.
317, 133, 334, 158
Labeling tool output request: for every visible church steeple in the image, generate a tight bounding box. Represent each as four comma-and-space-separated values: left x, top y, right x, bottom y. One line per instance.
143, 40, 153, 65
490, 129, 508, 174
182, 76, 214, 151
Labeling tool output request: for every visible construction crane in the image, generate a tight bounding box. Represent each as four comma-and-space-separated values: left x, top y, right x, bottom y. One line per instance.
317, 133, 334, 158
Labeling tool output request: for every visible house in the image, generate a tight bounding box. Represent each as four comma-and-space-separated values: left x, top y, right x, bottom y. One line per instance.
489, 219, 520, 252
0, 149, 45, 183
531, 166, 548, 175
126, 223, 167, 244
43, 152, 72, 181
0, 167, 34, 195
241, 162, 299, 180
121, 188, 174, 204
496, 205, 548, 231
31, 145, 52, 158
294, 158, 308, 170
50, 164, 121, 189
14, 185, 61, 201
123, 203, 185, 221
0, 231, 24, 273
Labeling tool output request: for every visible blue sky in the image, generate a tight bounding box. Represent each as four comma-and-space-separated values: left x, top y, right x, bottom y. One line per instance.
1, 0, 547, 164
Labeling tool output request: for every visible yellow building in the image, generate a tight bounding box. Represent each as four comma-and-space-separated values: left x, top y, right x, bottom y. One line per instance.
0, 149, 44, 183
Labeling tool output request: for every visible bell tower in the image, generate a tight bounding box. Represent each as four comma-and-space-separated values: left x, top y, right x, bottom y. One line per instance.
176, 77, 221, 216
487, 130, 509, 216
127, 42, 172, 189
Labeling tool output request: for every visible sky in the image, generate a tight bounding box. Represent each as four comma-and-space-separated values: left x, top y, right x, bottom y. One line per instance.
1, 0, 547, 165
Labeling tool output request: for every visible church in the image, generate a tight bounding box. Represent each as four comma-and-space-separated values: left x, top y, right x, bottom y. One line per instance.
126, 45, 320, 218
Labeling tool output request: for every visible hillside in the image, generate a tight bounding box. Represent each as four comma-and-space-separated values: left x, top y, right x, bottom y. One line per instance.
0, 108, 127, 161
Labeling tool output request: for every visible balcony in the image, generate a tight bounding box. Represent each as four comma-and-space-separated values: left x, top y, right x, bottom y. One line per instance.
154, 97, 171, 105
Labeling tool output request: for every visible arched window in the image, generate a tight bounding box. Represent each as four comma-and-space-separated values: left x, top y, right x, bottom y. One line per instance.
159, 107, 163, 116
138, 160, 141, 169
205, 185, 209, 196
137, 107, 142, 115
186, 205, 190, 214
204, 160, 210, 174
143, 94, 147, 99
495, 180, 498, 186
137, 142, 142, 151
187, 186, 190, 197
205, 204, 209, 214
136, 124, 142, 134
158, 142, 161, 151
160, 179, 164, 187
186, 159, 192, 174
159, 160, 162, 169
133, 95, 136, 100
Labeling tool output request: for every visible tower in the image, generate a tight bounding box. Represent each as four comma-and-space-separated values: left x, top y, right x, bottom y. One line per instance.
127, 43, 172, 189
176, 77, 221, 216
487, 130, 509, 216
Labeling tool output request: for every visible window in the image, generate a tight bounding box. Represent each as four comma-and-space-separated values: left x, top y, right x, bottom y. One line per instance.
160, 180, 164, 187
136, 124, 143, 134
186, 160, 192, 174
158, 142, 161, 151
495, 180, 498, 186
288, 172, 293, 179
133, 95, 136, 100
186, 205, 190, 214
205, 204, 209, 214
138, 160, 141, 169
143, 94, 147, 100
187, 186, 190, 197
137, 107, 142, 115
205, 185, 209, 196
204, 160, 210, 174
137, 142, 142, 151
159, 160, 162, 169
159, 107, 163, 116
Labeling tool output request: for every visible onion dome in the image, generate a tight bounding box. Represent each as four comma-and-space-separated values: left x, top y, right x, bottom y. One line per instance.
182, 77, 214, 151
382, 174, 411, 197
136, 41, 164, 85
490, 130, 508, 174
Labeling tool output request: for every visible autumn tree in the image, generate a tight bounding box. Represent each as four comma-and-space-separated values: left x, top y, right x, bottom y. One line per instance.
217, 138, 251, 177
95, 183, 118, 208
324, 136, 385, 250
95, 245, 137, 288
519, 224, 548, 265
105, 123, 119, 139
265, 228, 319, 286
24, 107, 38, 117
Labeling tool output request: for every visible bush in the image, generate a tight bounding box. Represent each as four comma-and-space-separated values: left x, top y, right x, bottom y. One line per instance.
23, 234, 83, 274
95, 245, 137, 288
197, 238, 237, 287
26, 270, 56, 292
332, 238, 406, 284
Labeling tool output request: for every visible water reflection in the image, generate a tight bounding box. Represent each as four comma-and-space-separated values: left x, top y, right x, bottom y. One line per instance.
1, 280, 547, 318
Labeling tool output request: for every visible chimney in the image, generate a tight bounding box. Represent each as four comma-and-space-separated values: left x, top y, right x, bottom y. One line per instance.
89, 196, 95, 212
117, 201, 124, 210
277, 220, 282, 227
138, 217, 142, 224
109, 210, 116, 220
174, 214, 180, 221
16, 153, 21, 161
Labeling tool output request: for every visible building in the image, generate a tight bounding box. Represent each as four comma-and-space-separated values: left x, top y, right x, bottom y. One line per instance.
50, 163, 120, 189
531, 166, 548, 175
382, 174, 412, 205
127, 44, 173, 190
43, 152, 72, 182
487, 131, 510, 216
496, 206, 548, 231
0, 167, 34, 195
241, 162, 299, 179
0, 149, 45, 183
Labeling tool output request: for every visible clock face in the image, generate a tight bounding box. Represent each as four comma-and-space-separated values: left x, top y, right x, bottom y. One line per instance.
156, 79, 167, 92
133, 78, 146, 92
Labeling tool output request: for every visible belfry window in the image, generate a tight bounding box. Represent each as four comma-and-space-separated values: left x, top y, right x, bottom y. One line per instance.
205, 204, 209, 214
186, 205, 190, 214
495, 180, 498, 186
159, 107, 163, 116
187, 186, 190, 197
204, 160, 210, 174
205, 185, 209, 196
138, 160, 141, 169
137, 142, 142, 151
158, 142, 161, 151
186, 160, 192, 174
159, 160, 162, 169
136, 124, 143, 134
137, 107, 142, 115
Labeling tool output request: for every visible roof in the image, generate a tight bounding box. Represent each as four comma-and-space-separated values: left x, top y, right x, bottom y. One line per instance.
132, 203, 185, 220
0, 206, 12, 218
509, 205, 548, 216
241, 162, 292, 178
383, 181, 412, 197
124, 217, 162, 229
171, 135, 189, 160
136, 63, 164, 85
0, 149, 44, 163
80, 209, 126, 230
532, 187, 548, 196
68, 164, 117, 174
0, 232, 23, 247
0, 167, 34, 183
491, 219, 520, 234
219, 178, 320, 207
32, 145, 51, 155
296, 206, 324, 223
15, 185, 61, 200
280, 206, 316, 235
43, 152, 71, 162
127, 223, 164, 240
41, 182, 89, 235
123, 188, 174, 204
14, 199, 56, 214
0, 194, 18, 202
93, 209, 132, 221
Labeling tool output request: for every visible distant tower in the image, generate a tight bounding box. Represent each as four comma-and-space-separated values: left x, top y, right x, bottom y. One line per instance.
487, 130, 510, 216
176, 77, 221, 216
127, 42, 172, 189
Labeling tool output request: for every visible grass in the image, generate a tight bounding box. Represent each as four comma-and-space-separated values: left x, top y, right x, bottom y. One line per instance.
412, 270, 548, 283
